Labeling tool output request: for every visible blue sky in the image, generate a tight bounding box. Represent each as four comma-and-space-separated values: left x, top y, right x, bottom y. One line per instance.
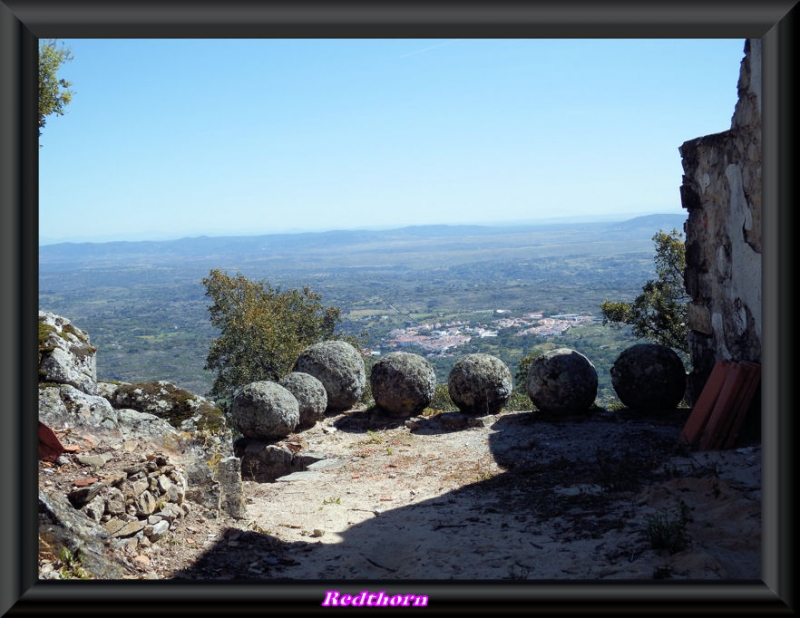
39, 38, 747, 244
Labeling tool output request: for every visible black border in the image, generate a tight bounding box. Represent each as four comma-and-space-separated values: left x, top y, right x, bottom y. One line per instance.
1, 1, 796, 614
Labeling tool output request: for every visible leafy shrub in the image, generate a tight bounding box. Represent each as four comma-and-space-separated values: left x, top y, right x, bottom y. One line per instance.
645, 500, 692, 554
513, 351, 541, 391
600, 229, 689, 355
428, 383, 458, 412
503, 390, 533, 412
202, 269, 345, 404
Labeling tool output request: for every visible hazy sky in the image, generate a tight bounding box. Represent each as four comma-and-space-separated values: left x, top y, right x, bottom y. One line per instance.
39, 38, 746, 244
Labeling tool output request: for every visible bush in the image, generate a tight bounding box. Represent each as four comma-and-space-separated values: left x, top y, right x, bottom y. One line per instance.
202, 269, 343, 404
600, 229, 689, 355
428, 383, 458, 412
645, 501, 692, 554
503, 390, 533, 412
513, 352, 540, 391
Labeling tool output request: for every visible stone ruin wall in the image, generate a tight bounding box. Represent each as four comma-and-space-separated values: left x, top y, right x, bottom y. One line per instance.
679, 38, 762, 405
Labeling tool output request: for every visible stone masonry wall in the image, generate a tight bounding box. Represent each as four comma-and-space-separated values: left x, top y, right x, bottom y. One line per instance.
679, 38, 762, 404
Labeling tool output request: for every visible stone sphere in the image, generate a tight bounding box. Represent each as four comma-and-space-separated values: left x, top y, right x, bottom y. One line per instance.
293, 340, 366, 413
526, 348, 598, 414
278, 371, 328, 429
230, 381, 299, 440
447, 353, 513, 416
610, 343, 687, 409
369, 352, 436, 417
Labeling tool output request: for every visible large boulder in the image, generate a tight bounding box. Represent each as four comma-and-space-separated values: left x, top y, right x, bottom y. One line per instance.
233, 440, 294, 483
230, 381, 299, 440
278, 372, 328, 429
369, 352, 436, 417
610, 343, 687, 410
526, 348, 598, 414
293, 340, 366, 413
103, 380, 227, 434
233, 439, 330, 483
448, 353, 512, 416
38, 311, 98, 395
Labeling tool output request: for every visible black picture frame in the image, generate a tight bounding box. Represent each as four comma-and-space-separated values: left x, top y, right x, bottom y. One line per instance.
2, 1, 795, 614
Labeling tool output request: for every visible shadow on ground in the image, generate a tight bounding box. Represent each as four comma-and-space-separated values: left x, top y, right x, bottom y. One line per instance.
175, 407, 707, 582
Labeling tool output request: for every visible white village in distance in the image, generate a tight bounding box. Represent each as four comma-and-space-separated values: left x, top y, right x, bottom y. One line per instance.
376, 311, 599, 358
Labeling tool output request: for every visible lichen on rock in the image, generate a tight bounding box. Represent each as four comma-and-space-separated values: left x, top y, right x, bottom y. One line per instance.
278, 371, 328, 429
105, 380, 226, 434
610, 343, 687, 410
447, 353, 512, 416
38, 311, 98, 395
230, 381, 299, 441
526, 348, 598, 414
370, 351, 436, 417
293, 340, 366, 413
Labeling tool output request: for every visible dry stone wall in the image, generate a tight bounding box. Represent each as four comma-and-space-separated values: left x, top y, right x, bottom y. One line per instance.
679, 38, 762, 404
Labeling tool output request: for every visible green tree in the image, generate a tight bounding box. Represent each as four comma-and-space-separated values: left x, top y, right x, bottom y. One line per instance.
39, 39, 74, 139
39, 39, 73, 137
513, 351, 542, 392
202, 269, 343, 405
600, 229, 689, 354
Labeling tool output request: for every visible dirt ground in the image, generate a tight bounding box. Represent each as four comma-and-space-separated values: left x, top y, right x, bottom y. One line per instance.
39, 405, 762, 583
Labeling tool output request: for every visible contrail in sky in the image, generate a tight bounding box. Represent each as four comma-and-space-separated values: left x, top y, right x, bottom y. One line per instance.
400, 40, 457, 58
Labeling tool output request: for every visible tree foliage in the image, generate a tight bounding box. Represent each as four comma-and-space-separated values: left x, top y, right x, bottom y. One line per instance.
600, 229, 689, 353
202, 269, 343, 403
39, 39, 74, 139
513, 351, 542, 392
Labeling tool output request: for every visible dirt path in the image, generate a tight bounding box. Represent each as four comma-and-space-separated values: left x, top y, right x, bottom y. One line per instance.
169, 407, 761, 581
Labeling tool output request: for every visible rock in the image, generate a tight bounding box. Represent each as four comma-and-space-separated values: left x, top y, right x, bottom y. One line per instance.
39, 316, 248, 521
39, 384, 118, 431
103, 518, 128, 536
230, 381, 299, 440
105, 380, 227, 434
68, 481, 105, 508
135, 490, 158, 516
146, 520, 171, 542
36, 311, 254, 576
38, 311, 98, 395
369, 352, 436, 417
82, 494, 107, 523
436, 411, 495, 430
447, 353, 513, 416
41, 448, 204, 576
105, 487, 126, 515
234, 439, 295, 482
75, 453, 110, 469
293, 340, 366, 413
39, 490, 137, 579
526, 348, 598, 414
292, 451, 328, 470
111, 519, 147, 538
233, 439, 332, 483
610, 343, 687, 410
105, 378, 245, 516
212, 456, 249, 520
278, 372, 328, 429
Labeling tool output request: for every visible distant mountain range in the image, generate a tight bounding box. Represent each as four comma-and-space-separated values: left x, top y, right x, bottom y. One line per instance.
39, 214, 687, 268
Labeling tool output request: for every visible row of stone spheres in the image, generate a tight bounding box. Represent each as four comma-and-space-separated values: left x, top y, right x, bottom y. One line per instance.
231, 340, 688, 443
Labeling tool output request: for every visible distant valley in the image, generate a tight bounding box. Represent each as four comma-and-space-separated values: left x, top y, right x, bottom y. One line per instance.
39, 214, 687, 402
